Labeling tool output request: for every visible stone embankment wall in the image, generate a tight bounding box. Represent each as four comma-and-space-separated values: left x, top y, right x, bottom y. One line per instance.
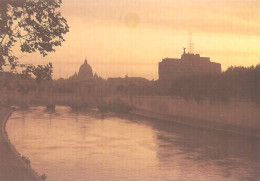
104, 95, 260, 133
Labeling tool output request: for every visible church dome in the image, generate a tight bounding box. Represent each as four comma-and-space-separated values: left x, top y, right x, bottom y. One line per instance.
78, 59, 93, 80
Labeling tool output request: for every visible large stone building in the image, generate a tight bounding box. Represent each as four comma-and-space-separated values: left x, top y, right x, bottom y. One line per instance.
78, 59, 93, 81
158, 48, 221, 85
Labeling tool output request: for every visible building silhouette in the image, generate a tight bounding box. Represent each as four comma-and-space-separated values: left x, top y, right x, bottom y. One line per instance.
78, 58, 93, 81
158, 48, 221, 86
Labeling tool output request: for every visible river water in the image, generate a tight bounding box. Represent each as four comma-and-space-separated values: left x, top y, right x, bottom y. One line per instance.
6, 106, 259, 181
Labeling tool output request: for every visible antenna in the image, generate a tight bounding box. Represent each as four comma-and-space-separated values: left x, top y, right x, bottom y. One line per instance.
188, 32, 194, 54
59, 68, 61, 78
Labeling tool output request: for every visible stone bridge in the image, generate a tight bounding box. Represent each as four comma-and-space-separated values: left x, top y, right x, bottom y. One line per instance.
0, 91, 102, 110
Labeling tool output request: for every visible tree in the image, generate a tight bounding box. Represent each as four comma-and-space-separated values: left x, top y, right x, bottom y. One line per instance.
24, 62, 53, 84
0, 0, 69, 70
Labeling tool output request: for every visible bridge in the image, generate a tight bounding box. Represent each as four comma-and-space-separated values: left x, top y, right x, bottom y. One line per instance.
0, 91, 103, 110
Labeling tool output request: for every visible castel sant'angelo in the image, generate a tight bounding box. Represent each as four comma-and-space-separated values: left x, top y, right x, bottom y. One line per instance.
158, 48, 221, 86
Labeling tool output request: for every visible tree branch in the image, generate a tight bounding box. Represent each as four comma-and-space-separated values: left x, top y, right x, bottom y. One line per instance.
0, 34, 7, 45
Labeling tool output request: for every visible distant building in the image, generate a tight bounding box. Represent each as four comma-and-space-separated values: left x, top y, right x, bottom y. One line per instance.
106, 75, 153, 95
107, 75, 151, 86
158, 48, 221, 85
54, 59, 105, 95
78, 59, 93, 81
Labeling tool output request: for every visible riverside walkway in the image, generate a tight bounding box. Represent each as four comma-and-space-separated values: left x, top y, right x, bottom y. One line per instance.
0, 108, 41, 181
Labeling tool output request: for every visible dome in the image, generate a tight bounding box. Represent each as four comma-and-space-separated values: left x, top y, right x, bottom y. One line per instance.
78, 59, 93, 80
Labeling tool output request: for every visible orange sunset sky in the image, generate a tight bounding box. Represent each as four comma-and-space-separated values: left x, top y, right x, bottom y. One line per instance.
16, 0, 260, 80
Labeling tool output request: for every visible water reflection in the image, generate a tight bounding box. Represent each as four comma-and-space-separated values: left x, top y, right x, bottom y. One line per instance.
150, 119, 258, 180
6, 107, 259, 181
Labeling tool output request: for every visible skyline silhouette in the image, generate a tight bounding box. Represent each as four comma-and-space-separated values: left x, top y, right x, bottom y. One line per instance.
8, 0, 259, 80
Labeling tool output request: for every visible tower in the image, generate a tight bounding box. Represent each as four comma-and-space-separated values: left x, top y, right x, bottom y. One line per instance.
188, 32, 194, 54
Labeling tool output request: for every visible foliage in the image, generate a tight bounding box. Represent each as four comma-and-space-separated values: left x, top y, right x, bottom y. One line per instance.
21, 155, 31, 165
0, 0, 69, 70
41, 173, 47, 180
24, 62, 53, 84
169, 64, 260, 103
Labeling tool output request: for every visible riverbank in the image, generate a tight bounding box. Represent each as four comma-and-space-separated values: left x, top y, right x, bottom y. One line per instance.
130, 109, 259, 137
0, 108, 42, 181
105, 95, 260, 137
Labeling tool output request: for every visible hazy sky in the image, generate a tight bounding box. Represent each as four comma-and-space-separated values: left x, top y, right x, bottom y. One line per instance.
17, 0, 260, 79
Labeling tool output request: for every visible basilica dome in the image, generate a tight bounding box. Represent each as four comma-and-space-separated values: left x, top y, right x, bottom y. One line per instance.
78, 59, 93, 80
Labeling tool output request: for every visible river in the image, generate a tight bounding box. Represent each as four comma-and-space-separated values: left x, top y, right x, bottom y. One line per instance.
6, 106, 259, 181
